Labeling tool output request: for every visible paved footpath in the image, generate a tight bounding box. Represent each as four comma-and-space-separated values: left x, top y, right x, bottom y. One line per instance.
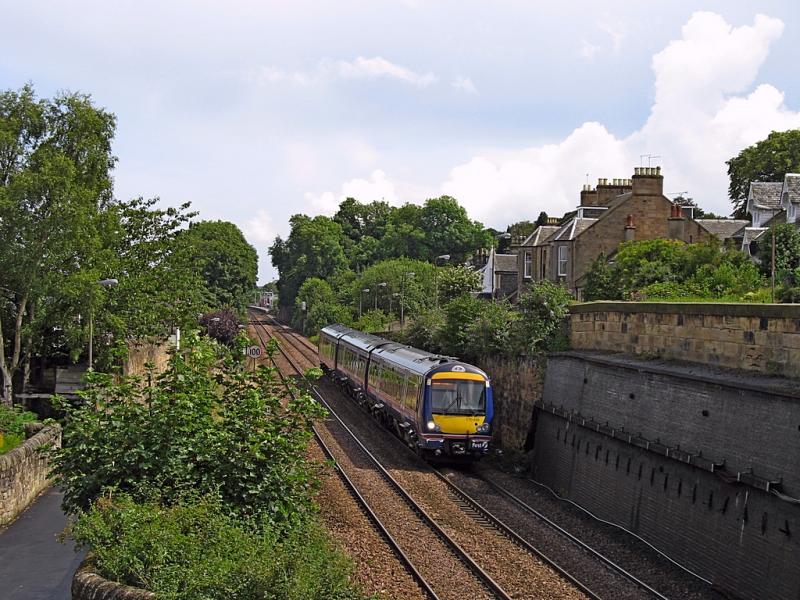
0, 487, 85, 600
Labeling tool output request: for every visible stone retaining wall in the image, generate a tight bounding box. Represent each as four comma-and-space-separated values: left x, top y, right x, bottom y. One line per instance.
570, 302, 800, 378
72, 559, 155, 600
478, 355, 544, 451
0, 424, 61, 527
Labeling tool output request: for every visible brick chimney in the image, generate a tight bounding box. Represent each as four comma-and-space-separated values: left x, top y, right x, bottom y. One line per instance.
668, 202, 685, 240
580, 184, 598, 207
624, 214, 636, 242
582, 178, 633, 207
632, 166, 664, 196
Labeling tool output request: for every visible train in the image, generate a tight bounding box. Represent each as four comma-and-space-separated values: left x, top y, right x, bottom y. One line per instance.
318, 324, 494, 460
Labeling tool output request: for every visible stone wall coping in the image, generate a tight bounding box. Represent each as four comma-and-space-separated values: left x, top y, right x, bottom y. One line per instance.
554, 350, 800, 401
569, 301, 800, 318
72, 557, 156, 600
0, 424, 60, 471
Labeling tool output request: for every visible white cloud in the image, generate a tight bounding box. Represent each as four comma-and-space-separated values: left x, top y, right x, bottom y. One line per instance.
452, 75, 477, 94
439, 11, 800, 226
579, 40, 600, 60
248, 56, 436, 88
304, 169, 400, 216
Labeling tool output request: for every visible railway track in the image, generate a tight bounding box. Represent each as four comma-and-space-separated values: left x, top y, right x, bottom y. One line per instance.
250, 316, 501, 599
250, 310, 593, 600
251, 310, 714, 600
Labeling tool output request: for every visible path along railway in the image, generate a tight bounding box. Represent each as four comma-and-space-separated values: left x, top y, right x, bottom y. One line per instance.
248, 308, 717, 600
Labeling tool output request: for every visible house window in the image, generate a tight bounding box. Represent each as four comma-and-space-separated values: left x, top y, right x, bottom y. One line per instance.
524, 251, 532, 279
558, 246, 568, 276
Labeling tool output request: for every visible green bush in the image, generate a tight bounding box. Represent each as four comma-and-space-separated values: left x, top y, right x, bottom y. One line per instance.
51, 333, 326, 528
69, 494, 367, 600
0, 404, 38, 454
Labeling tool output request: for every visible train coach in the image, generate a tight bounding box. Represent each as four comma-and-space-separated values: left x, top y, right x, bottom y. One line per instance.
318, 324, 494, 460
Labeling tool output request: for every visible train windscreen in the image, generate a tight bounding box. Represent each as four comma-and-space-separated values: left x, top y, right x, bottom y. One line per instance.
430, 379, 486, 415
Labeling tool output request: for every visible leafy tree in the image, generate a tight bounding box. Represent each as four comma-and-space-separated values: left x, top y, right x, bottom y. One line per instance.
417, 196, 493, 263
350, 259, 435, 318
464, 300, 518, 361
512, 282, 572, 355
535, 211, 549, 227
402, 308, 445, 353
270, 215, 349, 308
295, 278, 352, 334
757, 223, 800, 301
727, 130, 800, 219
178, 221, 258, 311
0, 85, 115, 404
507, 220, 536, 240
51, 333, 326, 526
437, 295, 483, 358
582, 253, 623, 301
437, 265, 481, 304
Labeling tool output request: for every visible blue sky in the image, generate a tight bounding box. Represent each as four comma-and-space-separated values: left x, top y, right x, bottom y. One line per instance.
2, 1, 799, 281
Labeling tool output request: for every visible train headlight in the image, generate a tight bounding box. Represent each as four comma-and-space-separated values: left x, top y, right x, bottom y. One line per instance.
476, 422, 490, 434
427, 420, 440, 432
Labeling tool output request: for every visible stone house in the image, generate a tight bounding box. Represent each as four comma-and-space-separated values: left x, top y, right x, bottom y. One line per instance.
520, 167, 746, 299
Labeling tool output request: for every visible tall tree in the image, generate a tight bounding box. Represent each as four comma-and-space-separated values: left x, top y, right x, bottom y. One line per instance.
178, 220, 258, 310
727, 130, 800, 219
269, 215, 348, 308
0, 85, 116, 404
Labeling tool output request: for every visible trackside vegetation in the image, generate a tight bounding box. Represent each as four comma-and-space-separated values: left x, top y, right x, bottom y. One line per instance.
0, 404, 38, 454
52, 334, 370, 599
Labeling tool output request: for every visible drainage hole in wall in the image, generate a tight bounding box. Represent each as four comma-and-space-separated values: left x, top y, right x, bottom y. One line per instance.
701, 409, 709, 417
629, 393, 635, 399
583, 378, 588, 384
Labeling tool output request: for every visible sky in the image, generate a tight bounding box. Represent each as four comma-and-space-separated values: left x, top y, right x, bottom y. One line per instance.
2, 1, 800, 282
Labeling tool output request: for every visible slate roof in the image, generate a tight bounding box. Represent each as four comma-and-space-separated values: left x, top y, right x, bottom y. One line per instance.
494, 254, 518, 272
748, 182, 783, 209
783, 174, 800, 204
521, 225, 559, 247
741, 227, 768, 245
552, 218, 598, 241
696, 219, 750, 240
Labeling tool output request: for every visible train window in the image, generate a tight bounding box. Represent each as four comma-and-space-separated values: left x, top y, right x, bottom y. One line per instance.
430, 379, 486, 415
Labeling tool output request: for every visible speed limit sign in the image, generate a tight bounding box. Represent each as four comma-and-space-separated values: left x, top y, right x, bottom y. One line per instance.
246, 345, 263, 359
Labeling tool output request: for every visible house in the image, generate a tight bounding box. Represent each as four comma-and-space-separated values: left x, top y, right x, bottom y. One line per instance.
732, 173, 800, 258
479, 247, 519, 300
522, 167, 748, 299
516, 223, 559, 296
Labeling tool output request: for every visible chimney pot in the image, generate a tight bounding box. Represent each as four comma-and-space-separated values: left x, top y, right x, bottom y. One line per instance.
656, 166, 661, 175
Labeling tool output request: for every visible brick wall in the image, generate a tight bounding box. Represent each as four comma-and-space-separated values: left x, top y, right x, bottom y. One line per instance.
532, 353, 800, 600
478, 355, 543, 451
0, 425, 61, 526
570, 302, 800, 379
532, 411, 799, 600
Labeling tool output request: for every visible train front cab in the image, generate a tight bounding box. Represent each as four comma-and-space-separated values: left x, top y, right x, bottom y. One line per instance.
417, 363, 493, 460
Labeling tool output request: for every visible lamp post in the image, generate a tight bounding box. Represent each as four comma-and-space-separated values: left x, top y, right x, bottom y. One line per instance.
434, 254, 450, 308
88, 278, 118, 371
400, 271, 414, 330
376, 282, 387, 311
360, 288, 370, 318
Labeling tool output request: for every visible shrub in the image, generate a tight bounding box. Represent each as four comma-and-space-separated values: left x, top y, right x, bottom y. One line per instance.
199, 308, 242, 345
403, 308, 445, 353
69, 494, 367, 600
51, 333, 326, 528
512, 282, 572, 355
0, 404, 38, 454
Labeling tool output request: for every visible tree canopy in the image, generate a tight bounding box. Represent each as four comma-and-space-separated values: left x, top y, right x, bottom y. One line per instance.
178, 220, 258, 310
727, 129, 800, 219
